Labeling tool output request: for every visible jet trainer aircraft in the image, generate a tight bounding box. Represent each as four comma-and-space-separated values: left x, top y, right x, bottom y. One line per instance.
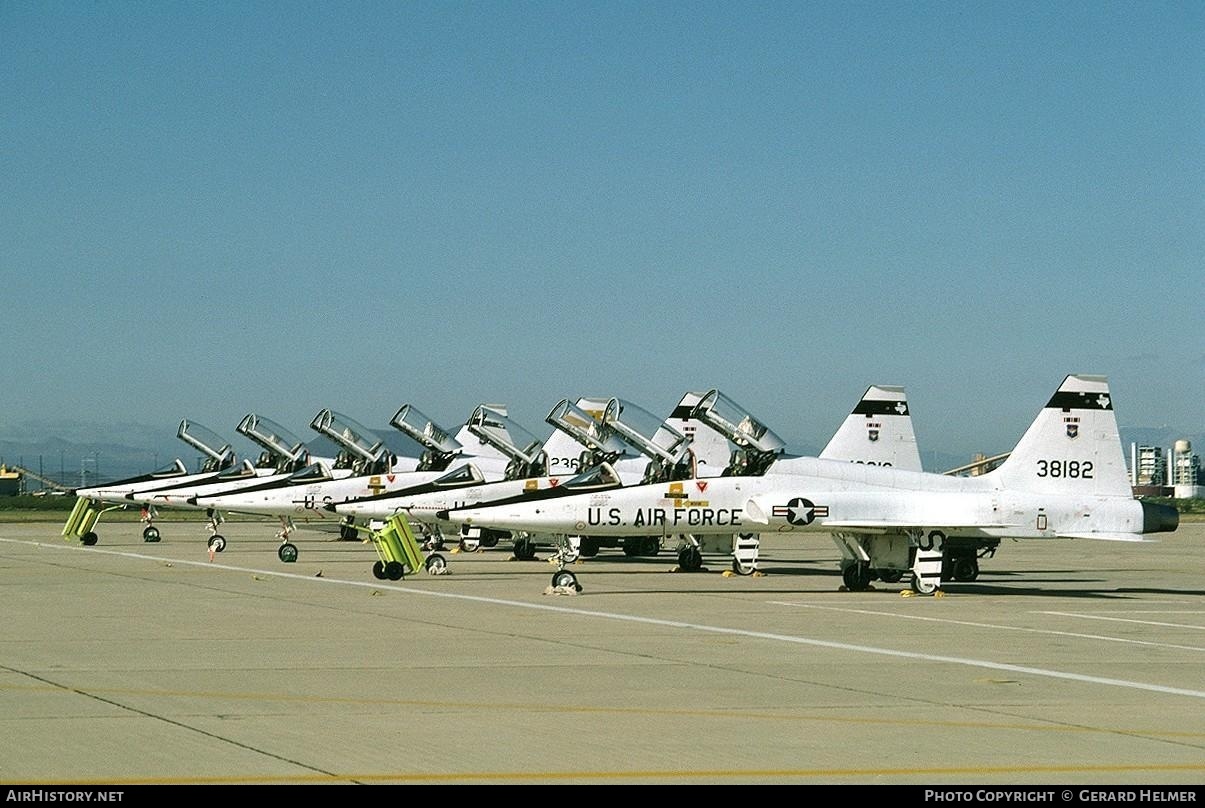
663, 384, 926, 575
329, 393, 736, 564
123, 413, 333, 548
63, 420, 241, 546
190, 404, 516, 561
415, 383, 923, 586
441, 375, 1180, 594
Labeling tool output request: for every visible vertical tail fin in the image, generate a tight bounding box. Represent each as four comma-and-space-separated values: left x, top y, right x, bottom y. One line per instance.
991, 375, 1132, 496
819, 385, 923, 471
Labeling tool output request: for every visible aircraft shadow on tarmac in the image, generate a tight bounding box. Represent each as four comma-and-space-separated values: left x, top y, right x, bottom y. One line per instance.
526, 559, 1205, 600
567, 579, 1205, 599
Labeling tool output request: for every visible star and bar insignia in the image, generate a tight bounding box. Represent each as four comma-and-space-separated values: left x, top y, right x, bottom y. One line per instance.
771, 497, 829, 526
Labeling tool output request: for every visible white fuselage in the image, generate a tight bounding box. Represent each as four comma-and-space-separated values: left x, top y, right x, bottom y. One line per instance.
77, 468, 225, 504
334, 456, 652, 525
448, 458, 1151, 543
195, 455, 515, 518
128, 465, 304, 509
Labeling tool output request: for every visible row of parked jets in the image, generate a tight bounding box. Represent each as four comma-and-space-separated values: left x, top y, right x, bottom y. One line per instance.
62, 374, 1180, 594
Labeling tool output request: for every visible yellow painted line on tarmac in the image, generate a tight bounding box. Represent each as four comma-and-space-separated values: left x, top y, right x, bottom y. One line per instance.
24, 761, 1205, 785
3, 681, 1204, 740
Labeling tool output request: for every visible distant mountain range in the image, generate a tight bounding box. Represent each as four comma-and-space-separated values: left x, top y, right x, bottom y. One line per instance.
2, 420, 1199, 491
0, 421, 426, 490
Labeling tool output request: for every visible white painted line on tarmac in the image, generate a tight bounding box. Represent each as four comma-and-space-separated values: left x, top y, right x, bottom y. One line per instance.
1065, 610, 1205, 614
1038, 611, 1205, 630
15, 537, 1205, 701
767, 601, 1205, 653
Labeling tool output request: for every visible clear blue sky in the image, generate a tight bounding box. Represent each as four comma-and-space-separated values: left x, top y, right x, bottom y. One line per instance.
2, 1, 1202, 462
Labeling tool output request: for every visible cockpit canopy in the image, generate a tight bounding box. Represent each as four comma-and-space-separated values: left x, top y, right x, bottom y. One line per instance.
390, 404, 465, 471
390, 404, 462, 455
431, 463, 487, 487
287, 461, 335, 484
546, 398, 631, 460
468, 404, 547, 478
176, 420, 237, 472
690, 390, 786, 476
237, 414, 309, 468
600, 398, 691, 466
310, 409, 388, 465
562, 461, 624, 491
152, 459, 189, 477
216, 459, 259, 480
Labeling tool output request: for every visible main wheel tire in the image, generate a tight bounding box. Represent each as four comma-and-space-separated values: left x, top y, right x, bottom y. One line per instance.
878, 568, 903, 583
622, 538, 643, 557
678, 546, 703, 572
641, 537, 660, 556
842, 563, 871, 591
278, 543, 299, 563
512, 538, 537, 561
579, 538, 599, 558
950, 557, 979, 582
142, 526, 161, 543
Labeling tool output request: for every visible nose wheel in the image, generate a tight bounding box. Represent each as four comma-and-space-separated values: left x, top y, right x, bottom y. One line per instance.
551, 569, 581, 591
207, 535, 226, 553
278, 542, 299, 563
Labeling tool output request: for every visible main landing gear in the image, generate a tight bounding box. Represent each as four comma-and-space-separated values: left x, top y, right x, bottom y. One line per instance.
837, 530, 949, 596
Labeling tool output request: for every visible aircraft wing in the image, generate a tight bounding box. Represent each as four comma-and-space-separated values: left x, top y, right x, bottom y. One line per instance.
1055, 532, 1158, 543
819, 520, 1020, 531
822, 523, 1156, 542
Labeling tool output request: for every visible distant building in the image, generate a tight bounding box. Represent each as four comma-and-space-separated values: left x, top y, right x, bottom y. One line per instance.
1129, 441, 1203, 499
0, 466, 21, 496
1171, 440, 1204, 500
1131, 445, 1166, 486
